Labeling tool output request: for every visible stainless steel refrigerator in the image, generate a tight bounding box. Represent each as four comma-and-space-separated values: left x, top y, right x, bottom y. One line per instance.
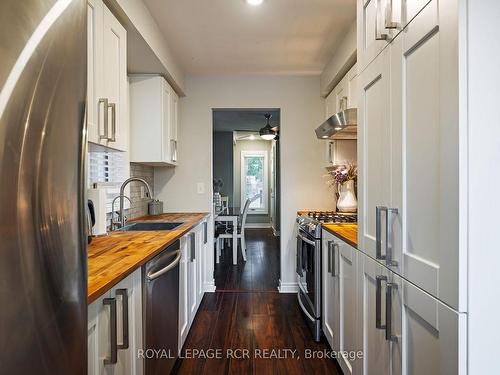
0, 0, 87, 374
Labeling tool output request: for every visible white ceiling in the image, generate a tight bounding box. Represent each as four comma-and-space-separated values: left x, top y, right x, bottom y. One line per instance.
143, 0, 356, 75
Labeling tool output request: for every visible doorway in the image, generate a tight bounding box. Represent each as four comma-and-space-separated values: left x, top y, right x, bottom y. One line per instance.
212, 109, 281, 291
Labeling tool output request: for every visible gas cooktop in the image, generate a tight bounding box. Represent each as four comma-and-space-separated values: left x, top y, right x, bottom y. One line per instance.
304, 211, 357, 224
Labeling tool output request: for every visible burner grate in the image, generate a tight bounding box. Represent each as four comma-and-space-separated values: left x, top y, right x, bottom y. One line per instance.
306, 211, 357, 224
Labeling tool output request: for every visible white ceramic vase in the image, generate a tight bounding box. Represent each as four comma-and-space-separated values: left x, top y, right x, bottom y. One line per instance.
337, 179, 357, 213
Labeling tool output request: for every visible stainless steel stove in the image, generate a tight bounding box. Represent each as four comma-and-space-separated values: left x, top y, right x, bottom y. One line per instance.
295, 211, 357, 341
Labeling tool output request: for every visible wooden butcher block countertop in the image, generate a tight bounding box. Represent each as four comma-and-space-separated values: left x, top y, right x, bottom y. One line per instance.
322, 223, 358, 248
87, 212, 209, 304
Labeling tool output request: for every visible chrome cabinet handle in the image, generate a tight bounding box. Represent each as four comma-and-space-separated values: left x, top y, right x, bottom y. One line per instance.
327, 241, 333, 274
108, 102, 116, 142
190, 232, 196, 262
375, 206, 387, 261
203, 222, 208, 244
385, 0, 401, 29
98, 98, 109, 140
332, 243, 339, 277
146, 250, 182, 281
375, 275, 387, 330
375, 0, 389, 40
376, 206, 398, 266
103, 298, 117, 365
385, 282, 398, 341
386, 208, 398, 266
115, 289, 129, 350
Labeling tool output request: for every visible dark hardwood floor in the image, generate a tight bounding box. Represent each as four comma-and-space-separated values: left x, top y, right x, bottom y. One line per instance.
172, 229, 341, 375
215, 229, 280, 291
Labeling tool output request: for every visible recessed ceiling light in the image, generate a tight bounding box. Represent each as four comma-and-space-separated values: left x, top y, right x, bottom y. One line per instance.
246, 0, 264, 6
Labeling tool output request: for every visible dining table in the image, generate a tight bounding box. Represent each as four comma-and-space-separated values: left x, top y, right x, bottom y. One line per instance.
214, 206, 240, 265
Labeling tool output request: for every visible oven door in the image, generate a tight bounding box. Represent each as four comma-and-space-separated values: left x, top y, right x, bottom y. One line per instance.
296, 229, 320, 318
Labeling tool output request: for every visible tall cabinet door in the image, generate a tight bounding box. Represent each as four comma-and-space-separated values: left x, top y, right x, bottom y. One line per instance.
321, 231, 340, 351
102, 5, 128, 151
87, 0, 104, 146
357, 46, 393, 261
338, 241, 358, 375
356, 252, 392, 375
390, 0, 463, 311
390, 272, 467, 375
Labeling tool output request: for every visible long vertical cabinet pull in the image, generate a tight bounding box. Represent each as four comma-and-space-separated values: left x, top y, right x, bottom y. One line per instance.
171, 140, 177, 162
375, 206, 387, 261
375, 275, 387, 330
115, 289, 129, 349
385, 0, 402, 29
376, 206, 398, 266
108, 102, 116, 142
98, 98, 109, 140
332, 243, 339, 277
190, 232, 196, 262
327, 240, 333, 274
103, 298, 118, 365
203, 222, 208, 244
375, 0, 389, 40
385, 282, 398, 341
385, 208, 398, 266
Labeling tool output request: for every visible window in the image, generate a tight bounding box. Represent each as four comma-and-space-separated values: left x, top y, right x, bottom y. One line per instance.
88, 150, 130, 213
241, 150, 268, 214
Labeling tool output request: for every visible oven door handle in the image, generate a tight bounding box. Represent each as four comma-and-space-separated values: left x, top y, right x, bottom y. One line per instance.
297, 233, 316, 246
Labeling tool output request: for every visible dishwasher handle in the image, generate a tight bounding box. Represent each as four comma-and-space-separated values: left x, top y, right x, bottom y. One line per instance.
146, 250, 181, 281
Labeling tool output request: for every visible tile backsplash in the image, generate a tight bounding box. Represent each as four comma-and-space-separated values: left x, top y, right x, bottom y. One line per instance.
128, 163, 155, 220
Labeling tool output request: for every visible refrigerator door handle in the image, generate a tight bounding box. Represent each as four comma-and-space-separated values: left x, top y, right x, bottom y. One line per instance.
115, 289, 129, 350
103, 298, 118, 365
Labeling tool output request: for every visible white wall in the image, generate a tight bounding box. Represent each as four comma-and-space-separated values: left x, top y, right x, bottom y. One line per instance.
155, 75, 335, 292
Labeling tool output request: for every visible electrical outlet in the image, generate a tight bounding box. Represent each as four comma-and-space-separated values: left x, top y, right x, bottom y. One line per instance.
196, 183, 205, 194
140, 186, 145, 199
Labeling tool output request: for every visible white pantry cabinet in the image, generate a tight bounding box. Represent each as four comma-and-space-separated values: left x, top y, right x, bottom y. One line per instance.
87, 0, 128, 151
129, 75, 179, 166
358, 0, 465, 312
322, 230, 358, 375
357, 45, 393, 262
88, 269, 143, 375
355, 251, 466, 375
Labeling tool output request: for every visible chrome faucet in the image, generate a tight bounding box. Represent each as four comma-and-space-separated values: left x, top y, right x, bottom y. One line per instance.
113, 177, 152, 230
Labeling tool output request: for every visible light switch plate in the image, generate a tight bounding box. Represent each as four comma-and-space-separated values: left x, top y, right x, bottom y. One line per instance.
196, 183, 205, 194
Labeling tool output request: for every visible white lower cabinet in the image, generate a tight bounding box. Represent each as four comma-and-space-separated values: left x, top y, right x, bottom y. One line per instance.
88, 269, 143, 375
322, 230, 358, 375
179, 220, 208, 351
356, 251, 466, 375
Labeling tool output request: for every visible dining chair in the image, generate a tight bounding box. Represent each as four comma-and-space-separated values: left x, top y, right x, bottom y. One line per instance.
215, 194, 259, 263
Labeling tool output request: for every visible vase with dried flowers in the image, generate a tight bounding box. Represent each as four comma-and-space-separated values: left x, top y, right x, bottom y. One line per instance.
325, 163, 358, 213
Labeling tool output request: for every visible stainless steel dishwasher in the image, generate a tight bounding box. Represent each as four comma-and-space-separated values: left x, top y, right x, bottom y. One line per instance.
143, 240, 181, 375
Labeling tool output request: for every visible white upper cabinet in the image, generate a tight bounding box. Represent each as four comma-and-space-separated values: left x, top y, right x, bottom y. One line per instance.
87, 0, 128, 151
357, 0, 432, 73
129, 75, 179, 166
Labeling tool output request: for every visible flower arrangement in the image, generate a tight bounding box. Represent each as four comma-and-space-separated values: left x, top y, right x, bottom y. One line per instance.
325, 162, 357, 188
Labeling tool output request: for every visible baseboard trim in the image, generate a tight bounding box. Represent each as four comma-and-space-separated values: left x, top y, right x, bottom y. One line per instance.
245, 223, 271, 229
278, 280, 298, 293
204, 280, 216, 293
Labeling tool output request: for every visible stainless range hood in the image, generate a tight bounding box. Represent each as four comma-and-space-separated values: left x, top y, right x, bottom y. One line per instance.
315, 108, 357, 140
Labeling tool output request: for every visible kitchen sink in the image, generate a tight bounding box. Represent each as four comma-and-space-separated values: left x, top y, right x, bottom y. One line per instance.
118, 222, 184, 231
